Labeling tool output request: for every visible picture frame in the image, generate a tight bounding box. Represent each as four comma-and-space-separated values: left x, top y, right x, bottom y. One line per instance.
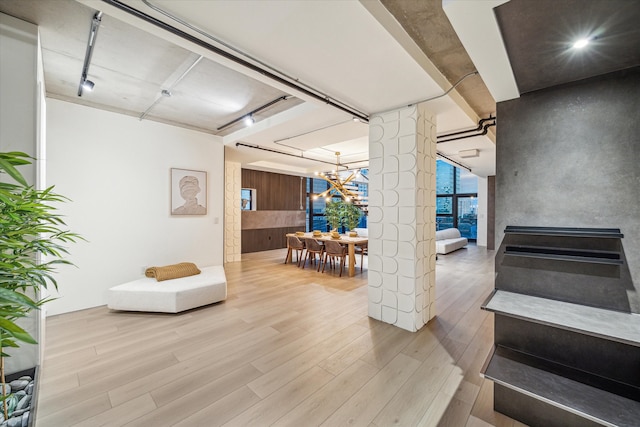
171, 168, 207, 215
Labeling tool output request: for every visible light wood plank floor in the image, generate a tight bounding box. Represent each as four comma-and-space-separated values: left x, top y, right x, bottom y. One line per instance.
38, 245, 525, 426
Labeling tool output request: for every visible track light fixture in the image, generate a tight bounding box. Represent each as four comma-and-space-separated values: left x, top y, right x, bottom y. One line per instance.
78, 11, 102, 97
81, 79, 95, 91
217, 95, 289, 131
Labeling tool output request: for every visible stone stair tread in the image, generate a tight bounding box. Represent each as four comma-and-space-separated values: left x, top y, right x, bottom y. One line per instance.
482, 290, 640, 347
482, 346, 640, 427
504, 244, 623, 265
504, 250, 623, 265
504, 226, 623, 239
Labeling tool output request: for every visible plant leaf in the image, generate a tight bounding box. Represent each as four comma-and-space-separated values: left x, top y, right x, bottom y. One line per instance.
0, 288, 39, 310
0, 318, 37, 344
0, 157, 28, 187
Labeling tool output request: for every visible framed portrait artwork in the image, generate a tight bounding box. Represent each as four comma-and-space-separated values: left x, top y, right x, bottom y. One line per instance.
171, 168, 207, 215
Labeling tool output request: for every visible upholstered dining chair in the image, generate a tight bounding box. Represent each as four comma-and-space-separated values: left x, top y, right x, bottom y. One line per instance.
303, 238, 324, 271
322, 240, 347, 277
285, 235, 306, 267
354, 241, 368, 272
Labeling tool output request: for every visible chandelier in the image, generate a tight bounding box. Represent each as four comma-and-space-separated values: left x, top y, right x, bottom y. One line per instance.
312, 152, 364, 203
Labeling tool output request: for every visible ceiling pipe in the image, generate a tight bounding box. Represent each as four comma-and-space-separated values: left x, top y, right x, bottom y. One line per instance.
406, 71, 479, 108
101, 0, 369, 123
438, 120, 496, 144
141, 0, 363, 121
437, 152, 472, 172
139, 55, 203, 121
78, 11, 103, 97
437, 115, 495, 139
436, 117, 496, 144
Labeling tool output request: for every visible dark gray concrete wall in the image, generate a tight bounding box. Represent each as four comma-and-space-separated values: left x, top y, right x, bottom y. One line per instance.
496, 67, 640, 313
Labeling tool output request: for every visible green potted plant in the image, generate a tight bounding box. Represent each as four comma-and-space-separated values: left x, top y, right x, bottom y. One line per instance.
341, 202, 362, 236
324, 200, 343, 235
0, 151, 80, 421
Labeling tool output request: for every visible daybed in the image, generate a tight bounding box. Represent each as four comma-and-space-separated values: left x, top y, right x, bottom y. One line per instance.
435, 228, 468, 254
107, 265, 227, 313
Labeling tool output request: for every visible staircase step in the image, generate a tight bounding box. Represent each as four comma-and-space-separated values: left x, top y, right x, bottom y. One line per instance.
482, 290, 640, 347
504, 245, 623, 265
482, 346, 640, 427
504, 226, 623, 239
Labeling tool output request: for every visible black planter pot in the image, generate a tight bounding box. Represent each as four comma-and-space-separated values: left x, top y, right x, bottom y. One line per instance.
3, 366, 39, 427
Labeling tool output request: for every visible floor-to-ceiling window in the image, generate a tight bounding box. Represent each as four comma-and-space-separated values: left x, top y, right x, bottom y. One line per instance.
436, 160, 478, 240
307, 178, 330, 231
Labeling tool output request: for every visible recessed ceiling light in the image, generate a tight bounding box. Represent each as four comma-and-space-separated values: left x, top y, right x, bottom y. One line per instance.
573, 38, 590, 49
244, 115, 255, 126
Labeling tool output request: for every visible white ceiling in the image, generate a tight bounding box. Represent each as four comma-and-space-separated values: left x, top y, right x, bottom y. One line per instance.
443, 0, 519, 103
120, 0, 496, 176
1, 0, 497, 177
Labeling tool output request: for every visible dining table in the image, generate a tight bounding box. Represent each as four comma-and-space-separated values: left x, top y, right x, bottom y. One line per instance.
286, 232, 369, 277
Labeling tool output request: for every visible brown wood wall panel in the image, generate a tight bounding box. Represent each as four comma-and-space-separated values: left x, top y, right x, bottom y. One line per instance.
242, 169, 305, 211
241, 170, 308, 253
241, 227, 301, 253
488, 175, 496, 250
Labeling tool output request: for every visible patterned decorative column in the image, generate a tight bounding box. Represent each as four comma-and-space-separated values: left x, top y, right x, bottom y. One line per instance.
367, 104, 437, 332
224, 161, 242, 263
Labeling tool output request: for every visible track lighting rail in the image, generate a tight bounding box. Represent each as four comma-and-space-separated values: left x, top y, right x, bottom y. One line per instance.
218, 96, 288, 131
101, 0, 369, 122
78, 11, 102, 97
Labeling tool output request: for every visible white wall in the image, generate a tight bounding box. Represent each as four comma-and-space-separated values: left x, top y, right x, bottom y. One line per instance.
0, 12, 41, 374
476, 176, 488, 247
46, 99, 224, 315
0, 13, 37, 170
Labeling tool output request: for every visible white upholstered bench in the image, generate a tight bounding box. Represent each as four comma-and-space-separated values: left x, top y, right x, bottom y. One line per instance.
107, 265, 227, 313
435, 228, 468, 254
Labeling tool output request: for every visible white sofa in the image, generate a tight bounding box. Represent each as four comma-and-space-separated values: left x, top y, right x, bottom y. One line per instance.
435, 228, 468, 254
352, 228, 368, 237
107, 265, 227, 313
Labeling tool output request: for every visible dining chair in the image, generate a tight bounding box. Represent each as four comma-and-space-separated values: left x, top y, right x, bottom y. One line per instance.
354, 241, 368, 272
322, 240, 347, 277
285, 235, 306, 267
303, 238, 324, 271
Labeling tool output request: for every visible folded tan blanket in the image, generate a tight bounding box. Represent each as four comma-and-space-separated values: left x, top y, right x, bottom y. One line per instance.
145, 262, 201, 282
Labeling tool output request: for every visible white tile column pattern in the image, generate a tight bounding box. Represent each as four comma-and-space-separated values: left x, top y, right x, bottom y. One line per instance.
224, 161, 242, 263
368, 104, 437, 332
